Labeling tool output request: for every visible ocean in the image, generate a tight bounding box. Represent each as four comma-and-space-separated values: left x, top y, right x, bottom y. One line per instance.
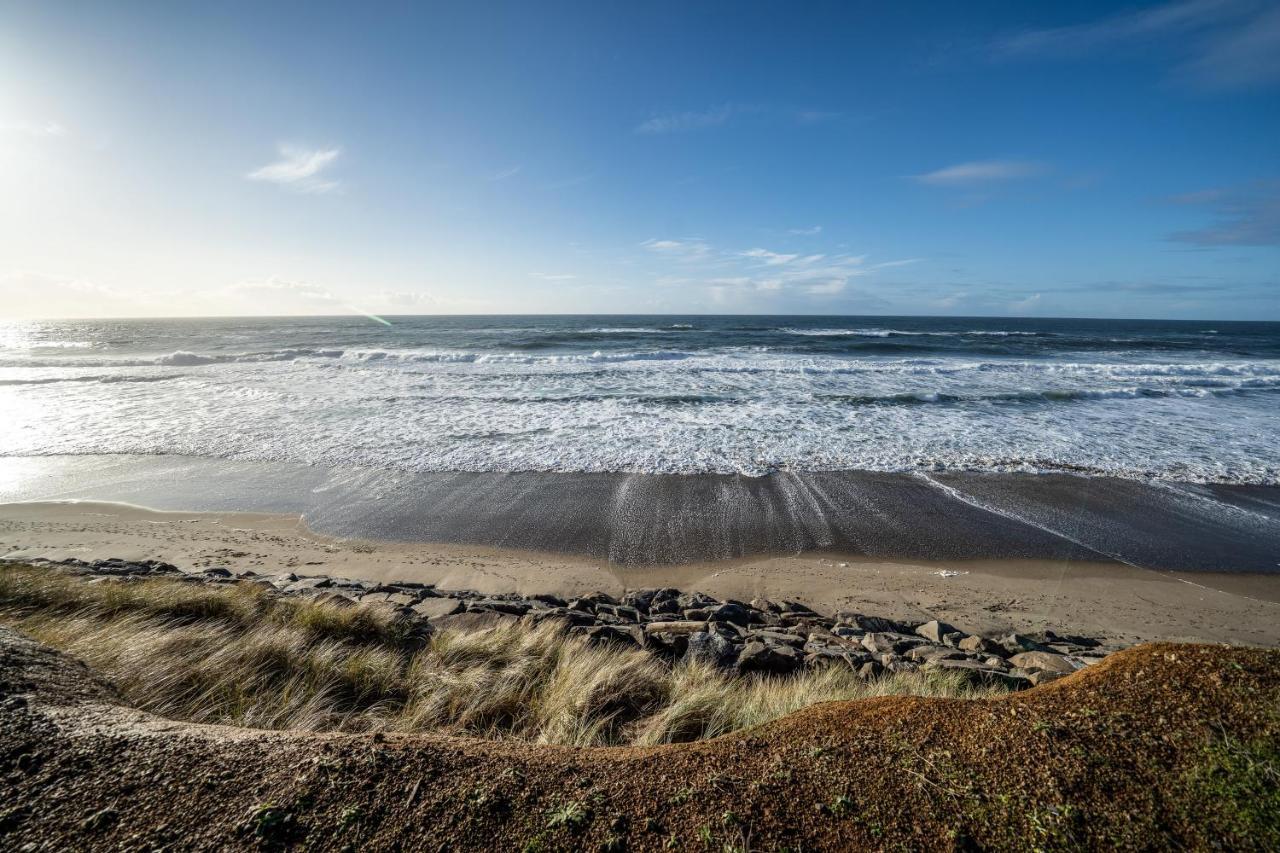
2, 314, 1279, 485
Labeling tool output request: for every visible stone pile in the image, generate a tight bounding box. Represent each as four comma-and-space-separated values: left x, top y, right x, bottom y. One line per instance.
12, 557, 1118, 689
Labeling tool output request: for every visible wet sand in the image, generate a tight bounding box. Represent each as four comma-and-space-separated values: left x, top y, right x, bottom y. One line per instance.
3, 455, 1280, 571
2, 500, 1278, 647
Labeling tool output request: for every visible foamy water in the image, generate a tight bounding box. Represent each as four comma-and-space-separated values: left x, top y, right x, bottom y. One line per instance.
1, 315, 1278, 482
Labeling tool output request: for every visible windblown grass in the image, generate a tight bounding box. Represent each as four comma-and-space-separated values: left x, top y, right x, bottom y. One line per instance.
0, 564, 1007, 746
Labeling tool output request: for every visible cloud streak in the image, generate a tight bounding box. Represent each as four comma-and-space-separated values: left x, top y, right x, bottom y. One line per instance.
995, 0, 1280, 91
1168, 180, 1280, 246
912, 159, 1044, 187
247, 144, 342, 193
635, 105, 735, 134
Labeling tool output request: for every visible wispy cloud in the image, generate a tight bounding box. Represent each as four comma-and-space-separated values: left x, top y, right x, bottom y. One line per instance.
995, 0, 1280, 91
640, 238, 712, 260
247, 144, 342, 193
788, 225, 823, 236
1, 119, 67, 138
488, 165, 522, 181
741, 248, 799, 266
912, 160, 1044, 187
529, 272, 578, 281
1168, 180, 1280, 246
872, 258, 922, 269
635, 105, 735, 134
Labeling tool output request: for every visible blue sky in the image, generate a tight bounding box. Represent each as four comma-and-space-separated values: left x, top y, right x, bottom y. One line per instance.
1, 0, 1277, 319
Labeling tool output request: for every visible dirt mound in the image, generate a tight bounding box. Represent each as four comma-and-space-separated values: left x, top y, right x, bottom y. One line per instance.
1, 626, 1276, 851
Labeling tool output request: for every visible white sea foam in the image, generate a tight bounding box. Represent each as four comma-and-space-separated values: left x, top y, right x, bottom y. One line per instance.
2, 320, 1279, 484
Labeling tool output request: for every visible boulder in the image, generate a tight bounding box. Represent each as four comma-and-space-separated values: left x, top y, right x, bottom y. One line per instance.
749, 629, 806, 649
707, 603, 755, 626
468, 599, 530, 616
685, 631, 736, 665
410, 598, 463, 620
915, 620, 961, 644
571, 624, 645, 648
837, 613, 915, 634
861, 632, 926, 656
736, 641, 802, 675
958, 635, 1005, 657
999, 633, 1056, 655
642, 620, 707, 635
1007, 651, 1077, 674
906, 645, 964, 663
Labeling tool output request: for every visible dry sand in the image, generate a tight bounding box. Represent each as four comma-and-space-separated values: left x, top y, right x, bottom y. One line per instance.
2, 500, 1278, 647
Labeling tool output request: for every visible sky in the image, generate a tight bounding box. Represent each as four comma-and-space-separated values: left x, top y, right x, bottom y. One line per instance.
1, 0, 1278, 320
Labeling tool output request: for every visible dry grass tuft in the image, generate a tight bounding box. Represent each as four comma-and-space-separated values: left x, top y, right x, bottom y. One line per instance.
0, 564, 1007, 746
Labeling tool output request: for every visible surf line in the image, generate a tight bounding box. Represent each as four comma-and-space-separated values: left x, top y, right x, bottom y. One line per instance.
911, 471, 1279, 607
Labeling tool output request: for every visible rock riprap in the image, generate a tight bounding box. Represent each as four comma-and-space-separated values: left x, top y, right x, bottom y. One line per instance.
4, 557, 1119, 688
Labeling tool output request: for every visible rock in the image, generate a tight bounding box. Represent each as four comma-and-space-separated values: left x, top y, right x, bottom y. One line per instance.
677, 591, 718, 610
925, 658, 1031, 689
312, 592, 355, 608
915, 620, 961, 644
750, 597, 782, 613
749, 629, 806, 648
468, 599, 530, 616
529, 593, 567, 608
429, 611, 518, 632
646, 631, 690, 657
571, 624, 645, 648
201, 566, 234, 578
643, 620, 708, 635
861, 632, 926, 656
385, 592, 421, 607
778, 600, 819, 616
906, 645, 964, 663
958, 635, 1005, 656
1029, 670, 1068, 686
706, 603, 753, 626
685, 631, 736, 665
596, 603, 643, 622
837, 613, 915, 634
1007, 651, 1077, 674
857, 660, 884, 680
736, 641, 802, 675
411, 598, 463, 620
999, 633, 1056, 655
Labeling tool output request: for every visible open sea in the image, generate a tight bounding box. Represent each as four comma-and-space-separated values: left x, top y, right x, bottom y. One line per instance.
2, 315, 1279, 484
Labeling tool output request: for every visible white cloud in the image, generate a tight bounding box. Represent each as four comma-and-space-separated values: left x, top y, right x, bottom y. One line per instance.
1, 119, 66, 138
529, 272, 578, 281
635, 105, 734, 134
247, 144, 342, 193
788, 225, 823, 235
873, 258, 922, 269
488, 165, 522, 181
0, 271, 143, 319
641, 238, 712, 260
804, 279, 847, 295
741, 248, 799, 266
912, 160, 1044, 187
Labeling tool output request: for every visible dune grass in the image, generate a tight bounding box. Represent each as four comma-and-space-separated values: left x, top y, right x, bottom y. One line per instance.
0, 564, 1007, 746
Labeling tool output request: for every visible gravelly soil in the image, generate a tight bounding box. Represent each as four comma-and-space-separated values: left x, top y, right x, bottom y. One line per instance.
1, 626, 1277, 852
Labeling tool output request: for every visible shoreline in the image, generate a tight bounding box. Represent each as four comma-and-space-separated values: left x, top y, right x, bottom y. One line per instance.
3, 454, 1280, 571
3, 499, 1279, 647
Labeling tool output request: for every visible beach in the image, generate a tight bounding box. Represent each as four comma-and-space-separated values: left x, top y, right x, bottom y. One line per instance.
4, 499, 1278, 647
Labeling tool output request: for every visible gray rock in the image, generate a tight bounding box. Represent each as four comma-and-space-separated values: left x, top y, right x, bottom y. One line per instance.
685, 631, 736, 665
410, 598, 463, 620
958, 635, 1005, 657
915, 620, 960, 644
999, 633, 1056, 655
642, 620, 707, 635
736, 641, 802, 675
1007, 651, 1077, 674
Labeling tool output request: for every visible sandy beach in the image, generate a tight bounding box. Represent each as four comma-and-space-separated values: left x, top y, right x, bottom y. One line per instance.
3, 499, 1278, 647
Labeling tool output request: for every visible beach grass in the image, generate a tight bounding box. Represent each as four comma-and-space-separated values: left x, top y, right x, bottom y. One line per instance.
0, 564, 1007, 746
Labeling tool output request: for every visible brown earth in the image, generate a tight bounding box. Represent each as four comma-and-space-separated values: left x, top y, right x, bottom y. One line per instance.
1, 626, 1277, 852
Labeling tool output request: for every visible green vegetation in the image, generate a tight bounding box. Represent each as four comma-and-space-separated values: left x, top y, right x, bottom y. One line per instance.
0, 563, 1006, 746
